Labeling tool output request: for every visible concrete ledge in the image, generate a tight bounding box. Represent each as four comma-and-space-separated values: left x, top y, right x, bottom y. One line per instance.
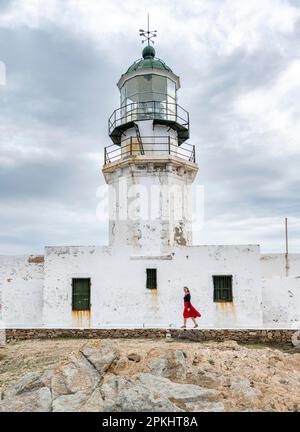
5, 328, 296, 344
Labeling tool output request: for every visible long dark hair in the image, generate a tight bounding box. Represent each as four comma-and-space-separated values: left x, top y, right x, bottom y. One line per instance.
184, 286, 190, 294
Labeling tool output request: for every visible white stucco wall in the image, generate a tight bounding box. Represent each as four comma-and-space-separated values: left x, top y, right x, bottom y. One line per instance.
0, 255, 44, 327
1, 248, 299, 329
261, 254, 300, 327
43, 244, 262, 328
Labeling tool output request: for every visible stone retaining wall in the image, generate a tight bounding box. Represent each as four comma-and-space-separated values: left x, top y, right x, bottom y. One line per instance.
4, 328, 296, 344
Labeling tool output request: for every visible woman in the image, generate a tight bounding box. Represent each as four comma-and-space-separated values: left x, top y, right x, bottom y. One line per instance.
181, 286, 201, 329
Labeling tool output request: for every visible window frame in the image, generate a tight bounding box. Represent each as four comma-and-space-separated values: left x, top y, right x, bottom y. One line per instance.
146, 268, 157, 290
213, 275, 233, 303
72, 277, 91, 311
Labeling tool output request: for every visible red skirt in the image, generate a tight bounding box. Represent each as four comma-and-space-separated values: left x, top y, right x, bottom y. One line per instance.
183, 301, 201, 319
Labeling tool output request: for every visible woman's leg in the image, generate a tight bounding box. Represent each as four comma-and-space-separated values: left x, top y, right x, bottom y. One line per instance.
181, 318, 187, 328
192, 318, 198, 328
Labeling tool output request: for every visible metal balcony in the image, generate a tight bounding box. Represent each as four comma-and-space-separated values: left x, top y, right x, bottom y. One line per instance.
104, 136, 195, 165
108, 101, 190, 146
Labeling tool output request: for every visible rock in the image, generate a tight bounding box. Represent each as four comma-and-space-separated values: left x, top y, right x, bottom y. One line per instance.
230, 378, 258, 401
0, 387, 52, 412
194, 370, 221, 389
165, 332, 173, 343
52, 391, 88, 412
135, 373, 219, 403
186, 401, 225, 412
100, 375, 183, 412
148, 349, 186, 380
99, 373, 219, 412
176, 331, 199, 342
218, 340, 240, 350
1, 337, 299, 412
51, 351, 100, 399
4, 372, 45, 398
291, 331, 300, 347
36, 387, 52, 412
192, 354, 200, 365
127, 353, 141, 362
80, 340, 120, 374
80, 388, 104, 412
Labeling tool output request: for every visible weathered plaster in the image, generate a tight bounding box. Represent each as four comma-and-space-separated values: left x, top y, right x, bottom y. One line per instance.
0, 255, 44, 326
41, 244, 263, 329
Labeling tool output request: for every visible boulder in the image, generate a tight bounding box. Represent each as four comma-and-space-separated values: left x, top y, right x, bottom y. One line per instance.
51, 351, 100, 399
127, 353, 141, 362
80, 340, 120, 374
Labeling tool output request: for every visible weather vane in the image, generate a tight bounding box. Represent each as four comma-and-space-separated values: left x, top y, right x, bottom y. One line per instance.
139, 13, 157, 46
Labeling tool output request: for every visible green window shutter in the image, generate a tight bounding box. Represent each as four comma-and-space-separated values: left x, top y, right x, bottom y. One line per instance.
213, 275, 233, 302
146, 269, 157, 290
72, 278, 91, 311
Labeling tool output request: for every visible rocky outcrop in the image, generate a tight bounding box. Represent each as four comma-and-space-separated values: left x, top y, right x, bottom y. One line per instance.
0, 338, 299, 412
0, 340, 222, 412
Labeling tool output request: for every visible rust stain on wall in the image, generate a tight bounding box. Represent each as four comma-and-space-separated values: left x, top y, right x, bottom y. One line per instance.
72, 310, 91, 328
28, 255, 44, 264
150, 288, 158, 300
150, 288, 159, 316
216, 302, 237, 320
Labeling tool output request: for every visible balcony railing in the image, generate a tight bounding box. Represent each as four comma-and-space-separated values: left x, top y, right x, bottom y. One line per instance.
108, 101, 190, 145
104, 136, 196, 165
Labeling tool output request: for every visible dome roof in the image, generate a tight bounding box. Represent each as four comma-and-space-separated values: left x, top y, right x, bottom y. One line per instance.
125, 46, 172, 73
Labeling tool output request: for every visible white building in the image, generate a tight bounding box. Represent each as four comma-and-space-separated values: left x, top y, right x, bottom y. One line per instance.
0, 43, 299, 329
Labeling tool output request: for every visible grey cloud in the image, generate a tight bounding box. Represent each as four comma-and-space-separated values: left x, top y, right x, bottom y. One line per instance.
0, 0, 300, 254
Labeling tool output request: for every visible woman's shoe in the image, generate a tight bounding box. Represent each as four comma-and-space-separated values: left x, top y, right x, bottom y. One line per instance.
180, 325, 186, 329
193, 324, 199, 329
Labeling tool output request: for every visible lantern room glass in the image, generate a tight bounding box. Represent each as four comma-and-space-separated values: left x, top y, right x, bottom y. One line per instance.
121, 74, 176, 105
120, 74, 177, 122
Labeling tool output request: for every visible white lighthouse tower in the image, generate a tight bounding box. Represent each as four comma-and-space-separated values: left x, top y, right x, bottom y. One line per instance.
102, 27, 198, 255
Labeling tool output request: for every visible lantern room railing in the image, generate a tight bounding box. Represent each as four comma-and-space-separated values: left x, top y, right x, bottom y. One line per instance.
104, 136, 196, 165
108, 101, 190, 145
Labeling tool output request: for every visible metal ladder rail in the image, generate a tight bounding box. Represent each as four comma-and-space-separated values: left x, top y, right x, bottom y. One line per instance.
134, 123, 145, 155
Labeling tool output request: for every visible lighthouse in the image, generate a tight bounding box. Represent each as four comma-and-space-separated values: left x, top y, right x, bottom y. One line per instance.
102, 27, 198, 255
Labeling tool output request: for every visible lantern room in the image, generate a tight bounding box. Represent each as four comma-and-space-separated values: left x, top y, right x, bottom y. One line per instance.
108, 45, 190, 147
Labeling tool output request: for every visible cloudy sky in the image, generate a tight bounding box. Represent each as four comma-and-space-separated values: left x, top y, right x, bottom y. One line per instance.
0, 0, 300, 255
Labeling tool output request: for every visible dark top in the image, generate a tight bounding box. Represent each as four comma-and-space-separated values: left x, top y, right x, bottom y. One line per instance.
184, 293, 191, 306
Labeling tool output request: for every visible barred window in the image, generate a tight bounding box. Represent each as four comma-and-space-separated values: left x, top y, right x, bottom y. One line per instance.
213, 275, 233, 302
72, 278, 91, 311
146, 269, 157, 290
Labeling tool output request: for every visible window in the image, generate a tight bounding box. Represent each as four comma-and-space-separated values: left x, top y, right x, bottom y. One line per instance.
72, 278, 91, 311
121, 75, 177, 107
146, 269, 157, 290
213, 275, 233, 302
